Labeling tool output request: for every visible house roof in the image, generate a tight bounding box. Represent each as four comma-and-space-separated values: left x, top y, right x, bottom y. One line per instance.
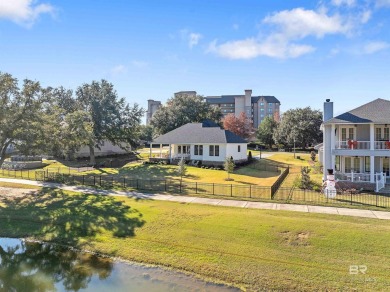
153, 122, 247, 144
324, 98, 390, 124
205, 95, 280, 104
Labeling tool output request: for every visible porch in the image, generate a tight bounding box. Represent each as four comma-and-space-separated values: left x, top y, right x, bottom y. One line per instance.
148, 143, 192, 163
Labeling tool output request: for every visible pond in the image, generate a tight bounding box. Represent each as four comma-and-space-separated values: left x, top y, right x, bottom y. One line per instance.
0, 238, 239, 292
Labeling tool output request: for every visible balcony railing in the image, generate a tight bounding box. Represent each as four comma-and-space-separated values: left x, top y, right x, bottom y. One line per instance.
335, 141, 370, 150
335, 140, 390, 150
374, 141, 390, 150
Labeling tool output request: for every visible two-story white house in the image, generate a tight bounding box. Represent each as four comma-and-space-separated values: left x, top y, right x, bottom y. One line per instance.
322, 98, 390, 191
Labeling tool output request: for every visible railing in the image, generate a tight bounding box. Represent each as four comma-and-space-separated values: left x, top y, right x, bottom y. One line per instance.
335, 140, 390, 150
335, 171, 371, 182
335, 141, 370, 150
374, 141, 390, 150
376, 172, 386, 192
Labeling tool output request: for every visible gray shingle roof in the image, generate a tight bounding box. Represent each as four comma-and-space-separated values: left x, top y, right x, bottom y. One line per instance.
205, 95, 280, 104
153, 123, 247, 144
324, 98, 390, 124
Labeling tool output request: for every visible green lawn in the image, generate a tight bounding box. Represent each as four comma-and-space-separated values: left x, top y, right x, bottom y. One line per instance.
0, 188, 389, 291
83, 162, 280, 186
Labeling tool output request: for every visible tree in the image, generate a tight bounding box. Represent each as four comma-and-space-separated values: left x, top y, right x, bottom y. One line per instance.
273, 107, 323, 148
300, 166, 311, 189
311, 151, 316, 162
138, 124, 154, 143
223, 112, 253, 140
256, 116, 278, 149
151, 93, 222, 134
0, 72, 51, 167
177, 157, 187, 191
76, 80, 144, 165
224, 156, 235, 180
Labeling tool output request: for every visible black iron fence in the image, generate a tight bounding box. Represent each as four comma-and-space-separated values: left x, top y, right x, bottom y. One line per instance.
274, 187, 390, 209
2, 168, 389, 209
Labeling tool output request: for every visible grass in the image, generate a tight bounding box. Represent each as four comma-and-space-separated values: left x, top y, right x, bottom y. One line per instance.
83, 162, 279, 186
0, 182, 42, 190
0, 188, 389, 290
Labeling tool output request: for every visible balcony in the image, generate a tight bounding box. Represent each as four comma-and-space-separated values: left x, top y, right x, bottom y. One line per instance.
335, 140, 390, 150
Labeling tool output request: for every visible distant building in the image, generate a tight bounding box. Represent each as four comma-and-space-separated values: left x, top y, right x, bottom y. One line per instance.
205, 89, 280, 129
147, 89, 281, 129
146, 99, 162, 125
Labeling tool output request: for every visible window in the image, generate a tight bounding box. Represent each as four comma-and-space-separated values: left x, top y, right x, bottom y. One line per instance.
348, 128, 354, 140
238, 145, 241, 152
341, 128, 347, 141
345, 157, 352, 173
260, 108, 264, 112
365, 156, 370, 172
376, 128, 382, 140
335, 156, 340, 171
194, 145, 203, 155
209, 145, 220, 156
269, 103, 273, 106
260, 102, 264, 106
268, 108, 273, 113
385, 128, 389, 140
260, 114, 264, 117
178, 145, 181, 154
353, 157, 360, 172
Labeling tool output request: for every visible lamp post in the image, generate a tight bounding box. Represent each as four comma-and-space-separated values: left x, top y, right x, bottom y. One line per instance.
293, 137, 296, 159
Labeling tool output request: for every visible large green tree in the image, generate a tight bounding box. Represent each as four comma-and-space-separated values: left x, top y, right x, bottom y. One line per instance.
76, 80, 144, 165
273, 107, 323, 148
0, 72, 52, 167
151, 93, 222, 134
256, 116, 278, 148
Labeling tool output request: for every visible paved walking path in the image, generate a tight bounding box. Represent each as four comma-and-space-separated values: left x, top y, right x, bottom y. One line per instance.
1, 177, 390, 220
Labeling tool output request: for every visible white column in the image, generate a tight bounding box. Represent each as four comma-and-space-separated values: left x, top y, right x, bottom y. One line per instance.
331, 124, 335, 170
370, 155, 375, 183
169, 144, 172, 163
370, 123, 375, 150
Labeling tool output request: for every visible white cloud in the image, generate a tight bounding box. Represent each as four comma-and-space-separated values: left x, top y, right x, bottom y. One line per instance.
363, 41, 390, 54
207, 37, 315, 59
110, 65, 127, 75
331, 0, 356, 7
209, 7, 353, 59
188, 33, 202, 48
360, 10, 371, 23
0, 0, 55, 27
232, 23, 239, 30
376, 0, 390, 7
263, 8, 353, 39
180, 29, 203, 48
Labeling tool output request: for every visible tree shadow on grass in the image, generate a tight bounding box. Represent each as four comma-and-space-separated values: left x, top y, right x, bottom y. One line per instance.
0, 188, 145, 248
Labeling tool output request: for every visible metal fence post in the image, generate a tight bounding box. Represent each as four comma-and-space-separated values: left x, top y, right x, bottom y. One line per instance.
123, 177, 126, 188
213, 183, 215, 195
376, 192, 379, 207
231, 184, 233, 197
249, 185, 252, 198
100, 175, 102, 187
136, 179, 139, 189
195, 182, 197, 194
165, 179, 167, 192
93, 175, 96, 186
350, 191, 353, 205
82, 175, 85, 185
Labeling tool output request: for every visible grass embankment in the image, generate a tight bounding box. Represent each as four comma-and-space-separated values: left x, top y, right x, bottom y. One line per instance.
0, 188, 389, 291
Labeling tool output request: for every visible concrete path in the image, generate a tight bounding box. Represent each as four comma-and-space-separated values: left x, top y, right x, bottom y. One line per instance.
1, 177, 390, 220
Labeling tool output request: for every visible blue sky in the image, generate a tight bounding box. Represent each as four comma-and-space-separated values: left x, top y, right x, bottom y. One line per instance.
1, 0, 390, 122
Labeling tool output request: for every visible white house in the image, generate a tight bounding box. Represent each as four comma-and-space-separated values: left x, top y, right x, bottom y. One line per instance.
75, 141, 130, 158
150, 121, 248, 165
322, 98, 390, 191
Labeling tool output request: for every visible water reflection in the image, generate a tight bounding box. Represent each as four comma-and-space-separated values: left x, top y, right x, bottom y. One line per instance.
0, 238, 113, 291
0, 238, 238, 292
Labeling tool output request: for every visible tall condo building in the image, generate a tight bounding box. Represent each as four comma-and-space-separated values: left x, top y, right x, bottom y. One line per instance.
205, 89, 280, 129
146, 99, 162, 125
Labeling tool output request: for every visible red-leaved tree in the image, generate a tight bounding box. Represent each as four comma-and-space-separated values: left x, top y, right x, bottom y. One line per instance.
223, 112, 254, 140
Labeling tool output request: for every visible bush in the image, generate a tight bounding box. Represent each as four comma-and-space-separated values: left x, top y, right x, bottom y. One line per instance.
248, 151, 253, 162
310, 151, 316, 162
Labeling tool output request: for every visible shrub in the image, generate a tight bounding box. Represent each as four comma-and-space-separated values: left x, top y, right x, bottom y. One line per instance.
310, 151, 316, 162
